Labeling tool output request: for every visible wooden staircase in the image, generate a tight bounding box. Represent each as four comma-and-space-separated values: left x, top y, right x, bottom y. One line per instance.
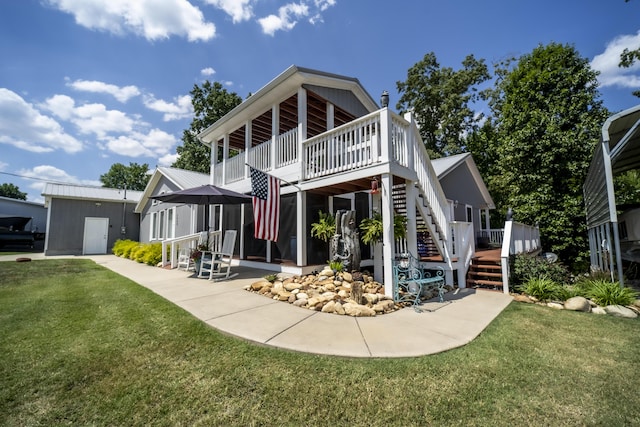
466, 250, 503, 290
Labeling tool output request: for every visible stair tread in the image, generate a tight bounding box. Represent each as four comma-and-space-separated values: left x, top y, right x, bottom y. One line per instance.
466, 279, 503, 286
470, 263, 501, 270
468, 271, 502, 278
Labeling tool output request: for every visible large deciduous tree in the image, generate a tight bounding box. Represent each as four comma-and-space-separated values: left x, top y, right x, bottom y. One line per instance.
100, 162, 150, 191
0, 183, 27, 200
172, 81, 243, 173
396, 52, 490, 158
487, 43, 609, 269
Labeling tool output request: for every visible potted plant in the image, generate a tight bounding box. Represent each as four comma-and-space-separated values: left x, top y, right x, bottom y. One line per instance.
190, 243, 209, 274
360, 212, 407, 244
310, 210, 336, 242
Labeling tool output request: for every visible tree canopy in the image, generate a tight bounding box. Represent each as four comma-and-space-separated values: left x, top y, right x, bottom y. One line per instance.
100, 162, 150, 191
172, 81, 243, 173
0, 183, 27, 200
483, 43, 609, 269
396, 52, 490, 158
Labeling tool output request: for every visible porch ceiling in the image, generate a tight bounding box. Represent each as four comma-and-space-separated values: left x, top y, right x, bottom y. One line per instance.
225, 90, 356, 151
306, 175, 407, 197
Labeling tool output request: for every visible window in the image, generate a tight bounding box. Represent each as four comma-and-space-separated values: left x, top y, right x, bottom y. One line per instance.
150, 212, 158, 240
167, 208, 175, 239
159, 211, 165, 239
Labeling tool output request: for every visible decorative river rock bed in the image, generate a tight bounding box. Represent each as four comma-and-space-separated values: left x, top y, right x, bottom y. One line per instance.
244, 266, 453, 317
512, 294, 640, 319
244, 266, 640, 320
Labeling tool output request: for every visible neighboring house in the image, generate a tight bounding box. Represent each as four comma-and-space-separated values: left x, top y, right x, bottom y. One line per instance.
169, 64, 499, 295
0, 196, 47, 250
42, 183, 142, 256
584, 104, 640, 286
431, 152, 495, 239
135, 167, 210, 243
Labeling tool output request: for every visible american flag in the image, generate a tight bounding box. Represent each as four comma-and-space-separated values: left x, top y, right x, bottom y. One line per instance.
250, 167, 280, 241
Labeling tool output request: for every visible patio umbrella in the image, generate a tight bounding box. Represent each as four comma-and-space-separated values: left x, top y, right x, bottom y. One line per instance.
150, 184, 252, 205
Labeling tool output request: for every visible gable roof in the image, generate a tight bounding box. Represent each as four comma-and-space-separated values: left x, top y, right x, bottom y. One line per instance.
431, 153, 495, 209
42, 183, 143, 208
135, 167, 210, 213
197, 65, 379, 146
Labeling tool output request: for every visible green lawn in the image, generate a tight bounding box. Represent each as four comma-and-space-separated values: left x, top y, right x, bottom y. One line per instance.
1, 259, 639, 426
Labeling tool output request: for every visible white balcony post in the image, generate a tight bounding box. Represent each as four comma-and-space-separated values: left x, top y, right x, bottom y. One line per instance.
210, 139, 217, 185
271, 103, 278, 170
244, 121, 251, 179
404, 112, 415, 170
327, 102, 334, 130
379, 108, 391, 163
222, 134, 229, 185
298, 87, 307, 179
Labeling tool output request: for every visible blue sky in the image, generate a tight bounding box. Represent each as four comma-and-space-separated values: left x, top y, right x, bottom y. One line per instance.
1, 0, 640, 203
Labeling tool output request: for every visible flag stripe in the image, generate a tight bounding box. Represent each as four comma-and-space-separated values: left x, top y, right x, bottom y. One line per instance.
250, 167, 280, 241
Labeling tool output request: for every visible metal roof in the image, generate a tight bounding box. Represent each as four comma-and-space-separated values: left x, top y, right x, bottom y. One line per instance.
431, 153, 471, 178
42, 182, 143, 204
134, 167, 210, 213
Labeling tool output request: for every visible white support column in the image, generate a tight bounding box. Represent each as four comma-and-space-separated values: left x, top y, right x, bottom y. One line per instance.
381, 173, 395, 297
404, 112, 415, 169
298, 87, 307, 179
244, 121, 251, 178
296, 191, 307, 266
327, 102, 334, 130
222, 135, 229, 185
210, 139, 217, 185
405, 180, 417, 256
271, 103, 279, 170
484, 208, 490, 231
371, 191, 382, 283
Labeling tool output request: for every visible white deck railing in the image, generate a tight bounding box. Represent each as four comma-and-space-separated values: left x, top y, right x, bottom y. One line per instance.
248, 140, 272, 172
500, 221, 541, 293
161, 231, 222, 268
276, 128, 298, 167
303, 111, 379, 179
225, 154, 245, 183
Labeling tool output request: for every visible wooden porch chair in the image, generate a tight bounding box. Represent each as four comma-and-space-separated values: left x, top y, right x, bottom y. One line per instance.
178, 231, 208, 271
198, 230, 238, 281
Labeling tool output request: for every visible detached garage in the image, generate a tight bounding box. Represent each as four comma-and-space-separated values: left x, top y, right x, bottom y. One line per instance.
42, 183, 142, 256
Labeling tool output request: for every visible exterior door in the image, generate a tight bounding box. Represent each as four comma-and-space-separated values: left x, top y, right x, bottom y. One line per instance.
83, 217, 109, 254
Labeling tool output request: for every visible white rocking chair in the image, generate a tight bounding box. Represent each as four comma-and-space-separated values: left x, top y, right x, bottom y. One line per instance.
177, 231, 208, 271
198, 230, 238, 281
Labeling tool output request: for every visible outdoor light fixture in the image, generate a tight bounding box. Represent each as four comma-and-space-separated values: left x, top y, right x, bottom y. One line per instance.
370, 177, 379, 194
380, 90, 389, 108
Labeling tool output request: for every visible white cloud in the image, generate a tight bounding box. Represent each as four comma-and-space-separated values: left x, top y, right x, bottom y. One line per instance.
143, 94, 193, 121
45, 0, 216, 41
203, 0, 253, 23
309, 0, 335, 23
591, 32, 640, 89
43, 96, 139, 139
0, 89, 83, 153
201, 67, 216, 76
17, 165, 101, 201
258, 2, 309, 36
158, 152, 179, 166
67, 79, 141, 103
103, 128, 178, 158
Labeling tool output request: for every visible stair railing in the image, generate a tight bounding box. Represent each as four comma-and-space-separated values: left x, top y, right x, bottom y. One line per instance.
500, 220, 541, 293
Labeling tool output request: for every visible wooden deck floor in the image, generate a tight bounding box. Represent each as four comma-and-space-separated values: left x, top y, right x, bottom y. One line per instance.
472, 248, 501, 263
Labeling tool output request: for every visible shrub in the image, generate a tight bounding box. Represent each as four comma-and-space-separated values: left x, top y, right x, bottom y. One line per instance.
517, 276, 570, 301
113, 239, 139, 258
510, 254, 570, 290
141, 243, 163, 266
583, 279, 638, 306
